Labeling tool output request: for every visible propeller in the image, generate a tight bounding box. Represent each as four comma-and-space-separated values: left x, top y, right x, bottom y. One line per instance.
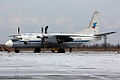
41, 27, 43, 34
9, 27, 22, 41
41, 27, 44, 46
41, 37, 45, 47
45, 26, 48, 34
41, 26, 48, 47
18, 27, 20, 34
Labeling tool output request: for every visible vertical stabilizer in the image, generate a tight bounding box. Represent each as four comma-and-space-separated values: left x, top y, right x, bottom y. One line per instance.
79, 11, 100, 34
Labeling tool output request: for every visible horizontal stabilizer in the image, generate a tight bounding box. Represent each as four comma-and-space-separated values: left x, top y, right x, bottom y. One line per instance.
8, 34, 20, 37
94, 32, 116, 36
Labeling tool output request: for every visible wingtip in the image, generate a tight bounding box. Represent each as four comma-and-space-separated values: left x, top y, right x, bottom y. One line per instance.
111, 32, 116, 33
94, 11, 99, 14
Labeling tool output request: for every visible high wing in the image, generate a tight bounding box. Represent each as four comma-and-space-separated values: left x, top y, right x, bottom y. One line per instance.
8, 34, 21, 37
94, 32, 116, 36
8, 27, 21, 37
48, 34, 92, 44
52, 34, 93, 37
44, 34, 74, 44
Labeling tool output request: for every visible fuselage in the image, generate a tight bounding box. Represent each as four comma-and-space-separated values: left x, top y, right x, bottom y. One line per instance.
5, 33, 101, 48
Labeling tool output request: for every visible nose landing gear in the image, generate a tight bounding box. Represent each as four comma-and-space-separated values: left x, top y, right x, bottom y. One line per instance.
15, 49, 20, 53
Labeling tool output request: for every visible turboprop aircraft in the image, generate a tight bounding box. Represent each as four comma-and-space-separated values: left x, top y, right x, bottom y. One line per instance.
5, 11, 116, 53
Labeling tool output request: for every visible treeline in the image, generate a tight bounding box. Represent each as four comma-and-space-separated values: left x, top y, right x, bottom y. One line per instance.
74, 43, 120, 51
81, 43, 120, 48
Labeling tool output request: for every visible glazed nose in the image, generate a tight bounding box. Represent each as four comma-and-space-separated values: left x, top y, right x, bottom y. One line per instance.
5, 40, 13, 47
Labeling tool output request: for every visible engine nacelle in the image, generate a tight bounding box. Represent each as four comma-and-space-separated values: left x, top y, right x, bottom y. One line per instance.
45, 36, 58, 43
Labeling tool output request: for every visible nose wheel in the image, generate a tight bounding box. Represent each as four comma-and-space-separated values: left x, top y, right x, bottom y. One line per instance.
69, 48, 72, 53
15, 49, 20, 53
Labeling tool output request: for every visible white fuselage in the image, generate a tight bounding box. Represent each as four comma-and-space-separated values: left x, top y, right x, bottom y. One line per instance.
5, 33, 101, 48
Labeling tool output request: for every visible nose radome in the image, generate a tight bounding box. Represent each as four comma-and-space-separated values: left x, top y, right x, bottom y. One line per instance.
5, 40, 13, 47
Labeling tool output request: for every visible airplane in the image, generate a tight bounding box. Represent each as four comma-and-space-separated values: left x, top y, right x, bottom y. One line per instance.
5, 11, 116, 53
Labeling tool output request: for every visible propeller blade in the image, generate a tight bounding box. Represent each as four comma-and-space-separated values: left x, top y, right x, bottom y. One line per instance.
45, 26, 48, 34
41, 26, 48, 47
41, 37, 45, 47
41, 27, 43, 34
18, 27, 20, 34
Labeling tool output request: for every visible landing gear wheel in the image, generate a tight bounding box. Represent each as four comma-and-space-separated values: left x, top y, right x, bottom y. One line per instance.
34, 48, 41, 53
57, 48, 65, 53
69, 48, 72, 53
15, 49, 20, 53
51, 48, 56, 53
51, 50, 55, 53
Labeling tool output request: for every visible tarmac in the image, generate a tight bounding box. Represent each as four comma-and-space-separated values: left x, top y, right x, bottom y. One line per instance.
0, 51, 120, 80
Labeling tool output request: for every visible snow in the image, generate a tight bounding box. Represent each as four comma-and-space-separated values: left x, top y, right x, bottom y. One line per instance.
0, 51, 120, 80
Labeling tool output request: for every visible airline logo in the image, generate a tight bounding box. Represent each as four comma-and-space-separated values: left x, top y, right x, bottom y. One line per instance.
92, 22, 97, 29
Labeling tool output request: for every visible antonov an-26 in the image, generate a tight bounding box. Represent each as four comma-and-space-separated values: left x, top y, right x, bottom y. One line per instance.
5, 11, 116, 53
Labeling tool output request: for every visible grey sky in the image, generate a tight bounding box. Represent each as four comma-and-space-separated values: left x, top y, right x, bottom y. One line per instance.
0, 0, 120, 44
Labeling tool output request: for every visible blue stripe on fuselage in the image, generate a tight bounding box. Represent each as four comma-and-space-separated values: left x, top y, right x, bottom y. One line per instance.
13, 40, 90, 43
14, 41, 42, 43
72, 40, 90, 42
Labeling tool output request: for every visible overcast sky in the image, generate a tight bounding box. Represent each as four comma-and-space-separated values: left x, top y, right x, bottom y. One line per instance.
0, 0, 120, 44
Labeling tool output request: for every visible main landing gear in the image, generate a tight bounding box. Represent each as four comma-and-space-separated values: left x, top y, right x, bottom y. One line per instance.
14, 48, 71, 53
57, 48, 72, 53
57, 48, 65, 53
52, 48, 72, 53
69, 48, 72, 53
34, 48, 41, 53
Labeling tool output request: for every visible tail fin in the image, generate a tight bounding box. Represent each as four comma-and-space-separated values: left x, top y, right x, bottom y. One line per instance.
88, 11, 100, 34
79, 11, 100, 34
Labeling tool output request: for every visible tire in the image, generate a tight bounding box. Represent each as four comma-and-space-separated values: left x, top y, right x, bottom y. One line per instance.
51, 50, 55, 53
15, 49, 20, 53
34, 48, 41, 53
57, 48, 65, 53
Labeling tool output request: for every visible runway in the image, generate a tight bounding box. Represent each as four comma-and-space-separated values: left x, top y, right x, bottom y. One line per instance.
0, 51, 120, 80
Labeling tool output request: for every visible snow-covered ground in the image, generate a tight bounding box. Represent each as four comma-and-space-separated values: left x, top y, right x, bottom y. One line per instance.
0, 51, 120, 80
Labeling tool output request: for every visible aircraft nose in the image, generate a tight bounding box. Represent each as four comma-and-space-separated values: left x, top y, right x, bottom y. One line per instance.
5, 40, 13, 47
